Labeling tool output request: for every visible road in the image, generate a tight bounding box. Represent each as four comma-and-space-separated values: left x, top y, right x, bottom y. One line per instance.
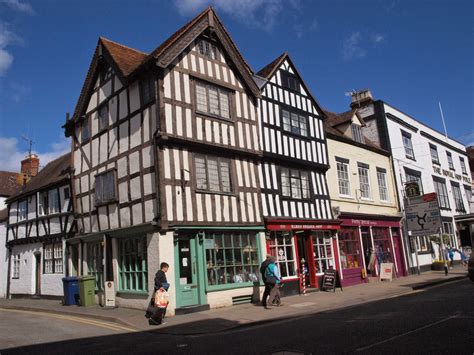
1, 279, 473, 354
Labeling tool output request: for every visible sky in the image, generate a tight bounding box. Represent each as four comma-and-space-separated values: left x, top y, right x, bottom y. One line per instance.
0, 0, 473, 172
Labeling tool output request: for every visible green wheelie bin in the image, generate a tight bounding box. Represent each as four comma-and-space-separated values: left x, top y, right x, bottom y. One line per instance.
78, 275, 96, 306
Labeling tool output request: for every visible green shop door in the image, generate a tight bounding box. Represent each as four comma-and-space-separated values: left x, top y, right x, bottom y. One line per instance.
176, 237, 200, 307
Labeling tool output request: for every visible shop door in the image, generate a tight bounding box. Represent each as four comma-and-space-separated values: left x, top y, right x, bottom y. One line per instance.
392, 229, 406, 277
360, 227, 372, 275
296, 234, 311, 287
176, 237, 200, 308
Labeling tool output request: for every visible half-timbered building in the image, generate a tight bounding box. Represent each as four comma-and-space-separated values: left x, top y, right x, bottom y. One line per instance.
254, 53, 340, 295
5, 153, 75, 298
65, 7, 265, 313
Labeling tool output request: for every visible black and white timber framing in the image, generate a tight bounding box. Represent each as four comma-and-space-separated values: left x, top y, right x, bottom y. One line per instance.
256, 54, 333, 220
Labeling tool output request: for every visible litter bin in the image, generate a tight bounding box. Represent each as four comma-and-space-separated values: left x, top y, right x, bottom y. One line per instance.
62, 276, 79, 306
78, 275, 96, 307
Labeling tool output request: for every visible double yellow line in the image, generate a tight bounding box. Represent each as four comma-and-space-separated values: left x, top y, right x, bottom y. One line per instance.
0, 308, 137, 333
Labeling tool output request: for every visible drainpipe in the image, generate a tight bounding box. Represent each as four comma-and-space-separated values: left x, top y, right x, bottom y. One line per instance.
6, 245, 11, 299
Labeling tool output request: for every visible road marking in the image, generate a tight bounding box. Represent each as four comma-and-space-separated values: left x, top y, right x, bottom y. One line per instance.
355, 314, 459, 352
0, 308, 137, 333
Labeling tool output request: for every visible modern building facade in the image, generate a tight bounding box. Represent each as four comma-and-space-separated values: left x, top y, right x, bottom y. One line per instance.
351, 90, 472, 272
6, 153, 75, 298
254, 53, 339, 295
65, 7, 265, 313
324, 109, 406, 286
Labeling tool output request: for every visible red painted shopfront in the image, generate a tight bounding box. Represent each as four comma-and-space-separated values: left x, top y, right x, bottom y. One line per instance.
337, 214, 407, 287
265, 220, 341, 296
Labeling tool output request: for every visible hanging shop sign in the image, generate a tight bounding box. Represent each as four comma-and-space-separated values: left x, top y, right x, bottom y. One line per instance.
320, 268, 343, 293
379, 263, 394, 281
405, 181, 421, 198
405, 193, 441, 236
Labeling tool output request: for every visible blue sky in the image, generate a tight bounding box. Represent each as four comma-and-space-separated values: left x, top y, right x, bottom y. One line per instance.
0, 0, 472, 172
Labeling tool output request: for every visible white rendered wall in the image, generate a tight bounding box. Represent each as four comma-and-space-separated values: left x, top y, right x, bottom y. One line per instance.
0, 221, 7, 298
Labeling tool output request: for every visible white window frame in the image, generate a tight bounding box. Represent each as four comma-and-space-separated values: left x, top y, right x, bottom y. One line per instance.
312, 231, 335, 275
12, 254, 20, 279
351, 124, 364, 143
377, 168, 389, 202
48, 189, 60, 215
451, 182, 465, 212
460, 157, 467, 175
433, 178, 450, 209
18, 200, 27, 221
44, 243, 63, 274
268, 231, 297, 279
336, 159, 351, 197
358, 165, 371, 199
401, 131, 415, 159
429, 144, 439, 164
446, 151, 454, 170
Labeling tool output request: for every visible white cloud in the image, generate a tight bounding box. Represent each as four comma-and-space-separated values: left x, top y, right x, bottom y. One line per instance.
0, 21, 23, 76
174, 0, 285, 32
342, 31, 366, 60
0, 0, 34, 15
371, 33, 385, 44
0, 136, 70, 173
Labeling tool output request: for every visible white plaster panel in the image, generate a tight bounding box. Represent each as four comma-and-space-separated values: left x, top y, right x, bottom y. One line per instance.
130, 113, 141, 149
119, 121, 129, 153
119, 89, 128, 120
132, 203, 143, 225
130, 177, 141, 201
129, 81, 140, 113
119, 182, 129, 203
117, 157, 128, 178
142, 146, 153, 168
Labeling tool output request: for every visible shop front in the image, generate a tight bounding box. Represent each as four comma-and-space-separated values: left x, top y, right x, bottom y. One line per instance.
265, 220, 341, 296
338, 214, 406, 287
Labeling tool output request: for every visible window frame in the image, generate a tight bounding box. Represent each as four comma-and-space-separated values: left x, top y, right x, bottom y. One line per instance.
281, 108, 308, 138
311, 231, 335, 275
194, 154, 233, 194
38, 191, 48, 216
198, 39, 218, 60
87, 242, 104, 291
81, 117, 90, 143
336, 158, 351, 197
48, 189, 60, 215
118, 236, 148, 293
404, 167, 423, 195
267, 231, 297, 280
459, 157, 468, 175
376, 167, 389, 202
280, 167, 311, 200
98, 103, 109, 132
194, 80, 232, 121
280, 70, 300, 93
433, 177, 450, 209
43, 242, 63, 274
140, 75, 155, 106
429, 144, 439, 165
18, 200, 27, 221
451, 182, 465, 212
95, 169, 117, 206
446, 151, 454, 170
358, 163, 371, 199
401, 130, 415, 160
351, 124, 364, 143
12, 254, 20, 279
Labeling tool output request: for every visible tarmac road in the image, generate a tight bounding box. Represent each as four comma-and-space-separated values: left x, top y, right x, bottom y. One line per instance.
2, 279, 473, 354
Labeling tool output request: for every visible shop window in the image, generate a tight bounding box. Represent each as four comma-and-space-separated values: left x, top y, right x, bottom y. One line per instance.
44, 243, 63, 274
282, 109, 307, 137
336, 158, 351, 196
401, 130, 415, 160
18, 200, 27, 221
446, 151, 454, 170
338, 227, 362, 269
87, 242, 104, 291
281, 168, 310, 199
267, 231, 297, 279
372, 228, 393, 264
195, 81, 230, 120
195, 154, 232, 193
376, 168, 389, 202
205, 232, 259, 287
442, 222, 457, 249
12, 254, 20, 279
95, 170, 117, 205
451, 182, 465, 213
433, 177, 450, 209
358, 163, 371, 199
311, 231, 335, 274
119, 236, 148, 292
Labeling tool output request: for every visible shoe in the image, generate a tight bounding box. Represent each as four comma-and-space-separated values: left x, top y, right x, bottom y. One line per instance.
149, 319, 162, 326
161, 321, 167, 325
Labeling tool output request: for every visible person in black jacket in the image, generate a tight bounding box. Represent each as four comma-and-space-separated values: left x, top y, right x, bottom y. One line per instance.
260, 255, 273, 309
146, 262, 169, 325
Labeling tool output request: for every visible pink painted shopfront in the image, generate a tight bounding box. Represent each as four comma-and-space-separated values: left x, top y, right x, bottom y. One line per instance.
337, 214, 407, 287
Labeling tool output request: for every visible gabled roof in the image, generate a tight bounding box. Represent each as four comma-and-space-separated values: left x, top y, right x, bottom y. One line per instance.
0, 171, 21, 198
7, 153, 71, 203
256, 52, 326, 117
70, 6, 259, 124
324, 109, 365, 128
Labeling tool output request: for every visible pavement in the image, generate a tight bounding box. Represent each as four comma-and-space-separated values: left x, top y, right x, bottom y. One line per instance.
0, 266, 468, 335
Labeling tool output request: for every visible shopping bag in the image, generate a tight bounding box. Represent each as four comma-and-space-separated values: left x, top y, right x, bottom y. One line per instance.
154, 290, 169, 308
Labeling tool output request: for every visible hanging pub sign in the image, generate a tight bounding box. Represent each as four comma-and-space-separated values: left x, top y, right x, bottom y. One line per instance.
321, 268, 343, 293
405, 181, 421, 199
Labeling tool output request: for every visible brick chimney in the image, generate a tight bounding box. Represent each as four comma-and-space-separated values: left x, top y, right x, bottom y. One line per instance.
350, 89, 373, 108
21, 154, 40, 179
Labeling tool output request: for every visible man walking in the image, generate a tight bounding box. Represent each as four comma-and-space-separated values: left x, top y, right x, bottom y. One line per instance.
260, 256, 280, 309
146, 262, 170, 325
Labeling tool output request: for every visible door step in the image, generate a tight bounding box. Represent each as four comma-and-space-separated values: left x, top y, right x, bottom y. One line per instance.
175, 304, 210, 315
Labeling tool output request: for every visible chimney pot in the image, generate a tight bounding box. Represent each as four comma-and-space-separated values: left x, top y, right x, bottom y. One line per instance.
21, 154, 40, 179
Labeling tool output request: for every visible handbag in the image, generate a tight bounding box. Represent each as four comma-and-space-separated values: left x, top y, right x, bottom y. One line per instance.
265, 275, 277, 284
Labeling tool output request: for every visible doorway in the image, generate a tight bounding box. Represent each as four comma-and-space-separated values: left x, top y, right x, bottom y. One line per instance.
34, 253, 41, 297
175, 236, 200, 308
360, 227, 372, 275
296, 232, 311, 287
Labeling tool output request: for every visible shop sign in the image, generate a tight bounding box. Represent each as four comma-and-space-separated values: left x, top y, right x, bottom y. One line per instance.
433, 165, 471, 184
405, 181, 421, 198
104, 281, 116, 307
340, 219, 400, 228
379, 263, 394, 281
320, 268, 343, 292
267, 224, 340, 231
405, 193, 441, 236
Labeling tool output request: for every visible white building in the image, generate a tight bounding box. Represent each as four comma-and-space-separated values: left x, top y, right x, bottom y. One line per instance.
352, 90, 472, 272
6, 153, 75, 298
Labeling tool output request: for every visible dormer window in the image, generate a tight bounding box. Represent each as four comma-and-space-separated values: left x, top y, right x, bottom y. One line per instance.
198, 39, 217, 60
351, 124, 364, 143
280, 70, 300, 92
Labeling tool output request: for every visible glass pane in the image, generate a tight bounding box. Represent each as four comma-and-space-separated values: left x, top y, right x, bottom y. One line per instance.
209, 87, 220, 115
219, 91, 229, 118
220, 159, 232, 192
196, 84, 207, 112
195, 156, 207, 189
207, 157, 220, 191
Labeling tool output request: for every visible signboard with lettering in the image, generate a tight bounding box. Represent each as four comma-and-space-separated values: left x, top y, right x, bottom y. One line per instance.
379, 263, 394, 281
104, 281, 116, 308
321, 268, 343, 293
405, 193, 441, 236
405, 181, 421, 198
267, 224, 340, 231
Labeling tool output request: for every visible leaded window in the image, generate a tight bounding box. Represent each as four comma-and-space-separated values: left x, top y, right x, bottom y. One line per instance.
377, 168, 389, 202
280, 70, 300, 92
336, 160, 351, 196
312, 231, 335, 274
268, 231, 297, 278
282, 109, 307, 137
205, 232, 259, 286
358, 164, 371, 199
351, 124, 364, 143
95, 170, 117, 205
44, 243, 63, 274
401, 131, 415, 159
195, 82, 230, 119
447, 151, 454, 170
195, 155, 232, 193
140, 76, 155, 105
119, 236, 148, 292
198, 39, 217, 60
433, 178, 450, 209
98, 104, 108, 131
429, 144, 439, 164
281, 168, 310, 199
451, 182, 465, 212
